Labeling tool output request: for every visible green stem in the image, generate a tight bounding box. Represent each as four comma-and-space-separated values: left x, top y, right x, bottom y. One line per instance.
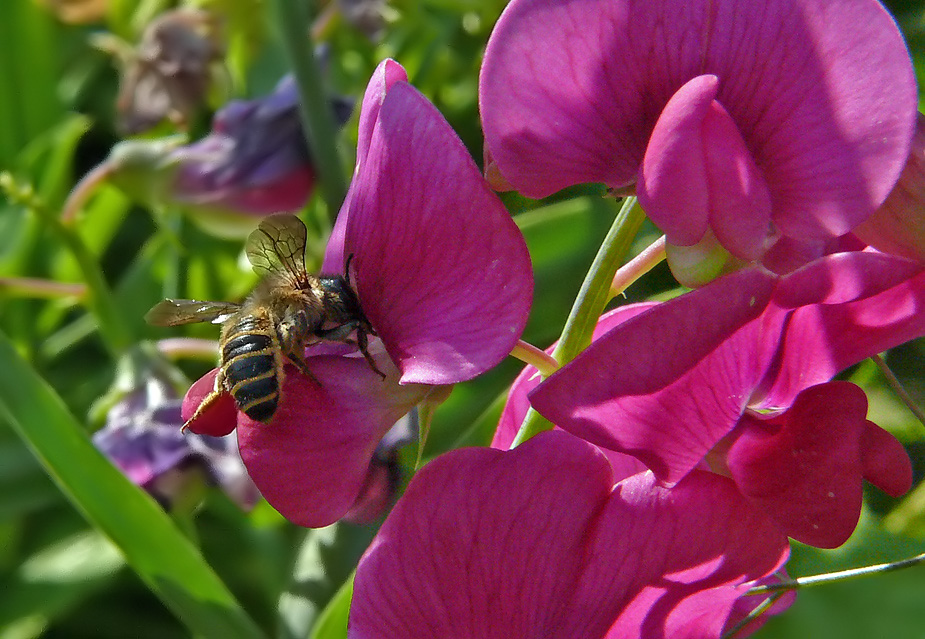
746, 552, 925, 596
872, 354, 925, 431
512, 197, 645, 447
270, 0, 348, 220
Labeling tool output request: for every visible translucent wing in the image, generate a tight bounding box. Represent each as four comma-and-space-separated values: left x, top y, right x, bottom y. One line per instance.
145, 299, 241, 326
245, 214, 311, 287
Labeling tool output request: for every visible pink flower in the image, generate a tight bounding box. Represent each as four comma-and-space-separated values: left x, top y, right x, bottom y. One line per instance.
530, 252, 919, 547
350, 430, 791, 638
480, 0, 917, 269
182, 60, 533, 527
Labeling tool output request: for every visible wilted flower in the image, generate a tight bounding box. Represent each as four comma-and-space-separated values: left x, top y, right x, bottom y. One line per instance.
351, 430, 791, 638
530, 253, 922, 547
93, 376, 259, 511
100, 9, 225, 134
480, 0, 917, 277
181, 60, 533, 527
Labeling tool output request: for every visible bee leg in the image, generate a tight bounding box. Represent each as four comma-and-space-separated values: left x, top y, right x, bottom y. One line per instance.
182, 388, 227, 431
356, 325, 387, 380
317, 321, 387, 380
182, 368, 231, 431
285, 351, 322, 387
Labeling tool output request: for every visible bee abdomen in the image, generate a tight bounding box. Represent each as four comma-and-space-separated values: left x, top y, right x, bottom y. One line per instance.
222, 330, 281, 423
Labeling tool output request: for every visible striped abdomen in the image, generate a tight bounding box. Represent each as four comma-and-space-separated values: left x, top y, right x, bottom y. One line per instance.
221, 316, 281, 423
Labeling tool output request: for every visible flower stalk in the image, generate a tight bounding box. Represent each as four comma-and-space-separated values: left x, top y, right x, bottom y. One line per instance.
270, 0, 348, 219
512, 196, 644, 447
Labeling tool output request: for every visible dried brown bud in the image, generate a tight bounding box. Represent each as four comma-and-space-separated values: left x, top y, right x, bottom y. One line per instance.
115, 9, 226, 134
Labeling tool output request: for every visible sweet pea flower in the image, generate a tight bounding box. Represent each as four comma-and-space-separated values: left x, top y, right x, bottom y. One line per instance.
480, 0, 917, 273
182, 60, 533, 527
351, 430, 791, 639
93, 376, 259, 511
170, 75, 354, 216
531, 252, 920, 548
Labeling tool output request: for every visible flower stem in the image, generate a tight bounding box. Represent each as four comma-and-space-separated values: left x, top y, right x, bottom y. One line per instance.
0, 276, 86, 299
270, 0, 348, 220
60, 161, 113, 225
512, 196, 646, 447
872, 354, 925, 431
156, 338, 219, 362
747, 552, 925, 596
609, 234, 666, 300
509, 339, 559, 378
722, 592, 787, 639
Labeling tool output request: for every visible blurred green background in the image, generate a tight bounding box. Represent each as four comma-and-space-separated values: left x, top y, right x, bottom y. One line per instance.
1, 0, 925, 637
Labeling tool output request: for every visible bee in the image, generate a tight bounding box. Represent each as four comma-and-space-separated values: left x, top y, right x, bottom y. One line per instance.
146, 214, 384, 426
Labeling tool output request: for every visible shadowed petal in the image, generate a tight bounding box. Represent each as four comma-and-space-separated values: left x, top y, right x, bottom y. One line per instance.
763, 254, 925, 407
595, 473, 789, 639
351, 431, 616, 638
726, 382, 892, 547
236, 354, 428, 527
345, 82, 532, 385
530, 268, 777, 483
352, 432, 789, 638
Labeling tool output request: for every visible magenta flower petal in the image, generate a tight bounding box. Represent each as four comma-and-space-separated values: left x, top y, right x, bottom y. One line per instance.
639, 75, 773, 260
352, 431, 789, 638
637, 75, 716, 247
182, 369, 237, 437
764, 253, 925, 407
236, 356, 428, 527
481, 0, 916, 247
861, 420, 913, 498
587, 471, 790, 639
530, 268, 778, 483
493, 304, 654, 481
344, 81, 532, 385
351, 431, 616, 638
725, 382, 888, 547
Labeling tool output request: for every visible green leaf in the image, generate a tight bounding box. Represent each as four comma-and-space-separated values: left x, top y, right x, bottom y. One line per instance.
310, 574, 353, 639
0, 329, 266, 639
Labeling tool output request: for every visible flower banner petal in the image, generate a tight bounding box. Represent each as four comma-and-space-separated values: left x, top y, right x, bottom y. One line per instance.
346, 82, 532, 385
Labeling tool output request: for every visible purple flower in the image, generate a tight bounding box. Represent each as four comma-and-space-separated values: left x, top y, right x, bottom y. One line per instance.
350, 430, 791, 638
480, 0, 917, 270
530, 253, 920, 547
182, 60, 533, 528
170, 75, 353, 216
93, 377, 259, 510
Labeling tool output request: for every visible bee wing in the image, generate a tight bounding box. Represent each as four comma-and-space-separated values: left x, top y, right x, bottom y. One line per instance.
245, 214, 313, 288
145, 299, 241, 326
